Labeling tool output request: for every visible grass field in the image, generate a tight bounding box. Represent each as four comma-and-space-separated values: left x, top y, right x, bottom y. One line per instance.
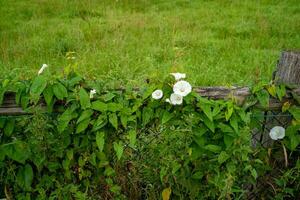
0, 0, 299, 87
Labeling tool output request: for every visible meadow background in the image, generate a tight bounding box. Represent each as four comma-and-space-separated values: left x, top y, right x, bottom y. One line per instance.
0, 0, 299, 87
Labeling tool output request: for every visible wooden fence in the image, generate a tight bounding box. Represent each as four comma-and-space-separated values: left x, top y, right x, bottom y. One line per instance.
0, 51, 299, 115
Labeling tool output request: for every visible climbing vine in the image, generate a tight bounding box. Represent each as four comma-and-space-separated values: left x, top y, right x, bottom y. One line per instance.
0, 67, 300, 199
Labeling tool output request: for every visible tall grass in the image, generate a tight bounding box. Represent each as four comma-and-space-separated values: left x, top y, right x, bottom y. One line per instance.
0, 0, 299, 86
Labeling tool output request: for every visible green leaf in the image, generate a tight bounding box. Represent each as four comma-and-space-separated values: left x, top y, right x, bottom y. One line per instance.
225, 103, 234, 121
66, 149, 74, 160
4, 119, 15, 137
109, 113, 118, 129
96, 132, 105, 152
68, 75, 82, 87
204, 145, 221, 153
79, 88, 91, 109
21, 96, 30, 109
289, 134, 300, 151
77, 109, 93, 124
142, 85, 156, 100
218, 151, 230, 164
171, 162, 181, 174
57, 104, 78, 133
128, 130, 137, 148
212, 105, 221, 117
202, 114, 215, 132
110, 185, 121, 194
230, 114, 239, 133
120, 114, 128, 128
199, 102, 213, 121
285, 125, 300, 151
193, 135, 206, 147
289, 106, 300, 120
142, 107, 153, 126
2, 79, 9, 88
191, 171, 203, 180
92, 101, 107, 112
256, 89, 269, 108
53, 82, 68, 100
102, 93, 116, 102
276, 85, 286, 101
250, 168, 258, 179
76, 118, 90, 133
4, 141, 31, 164
237, 109, 251, 124
92, 115, 108, 132
43, 86, 54, 106
113, 141, 123, 160
90, 152, 97, 166
24, 164, 34, 190
107, 103, 122, 112
217, 123, 234, 133
104, 167, 115, 176
224, 135, 234, 148
30, 76, 47, 97
17, 164, 34, 190
162, 111, 174, 124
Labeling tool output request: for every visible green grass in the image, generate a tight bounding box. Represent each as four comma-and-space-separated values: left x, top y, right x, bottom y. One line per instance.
0, 0, 299, 87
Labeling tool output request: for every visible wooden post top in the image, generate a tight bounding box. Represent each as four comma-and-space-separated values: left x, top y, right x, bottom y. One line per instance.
275, 51, 300, 85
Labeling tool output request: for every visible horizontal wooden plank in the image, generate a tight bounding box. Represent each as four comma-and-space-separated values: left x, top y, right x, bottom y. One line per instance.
0, 107, 28, 115
0, 86, 299, 115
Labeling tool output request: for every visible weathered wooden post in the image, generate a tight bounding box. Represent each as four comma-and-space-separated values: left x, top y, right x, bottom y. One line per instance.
259, 51, 300, 147
274, 51, 300, 85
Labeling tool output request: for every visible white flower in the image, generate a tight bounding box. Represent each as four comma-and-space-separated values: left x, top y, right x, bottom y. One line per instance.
173, 80, 192, 97
169, 93, 183, 105
89, 89, 97, 99
152, 89, 163, 100
38, 64, 48, 75
170, 73, 186, 80
269, 126, 285, 140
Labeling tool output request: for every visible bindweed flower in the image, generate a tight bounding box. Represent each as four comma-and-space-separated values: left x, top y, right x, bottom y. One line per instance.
38, 64, 48, 75
90, 89, 97, 99
269, 126, 285, 140
152, 89, 163, 100
169, 93, 183, 105
173, 80, 192, 97
170, 73, 186, 80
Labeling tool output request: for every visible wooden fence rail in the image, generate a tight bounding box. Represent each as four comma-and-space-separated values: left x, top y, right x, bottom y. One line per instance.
0, 51, 299, 115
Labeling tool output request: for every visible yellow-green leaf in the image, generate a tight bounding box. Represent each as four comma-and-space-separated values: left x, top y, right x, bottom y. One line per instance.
282, 101, 291, 113
162, 187, 172, 200
266, 84, 276, 98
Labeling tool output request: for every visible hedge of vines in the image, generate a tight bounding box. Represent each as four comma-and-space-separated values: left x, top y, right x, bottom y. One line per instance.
0, 70, 300, 200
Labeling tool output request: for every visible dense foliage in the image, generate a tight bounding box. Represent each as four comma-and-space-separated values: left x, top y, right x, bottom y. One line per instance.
0, 70, 300, 199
